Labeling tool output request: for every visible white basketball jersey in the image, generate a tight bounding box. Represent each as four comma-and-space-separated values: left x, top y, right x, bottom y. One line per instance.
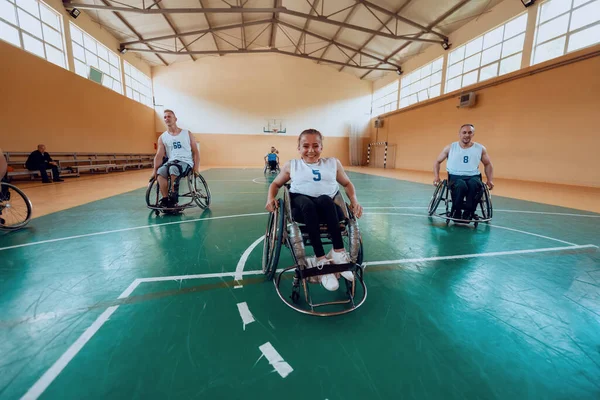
160, 130, 194, 167
446, 142, 483, 176
289, 157, 338, 198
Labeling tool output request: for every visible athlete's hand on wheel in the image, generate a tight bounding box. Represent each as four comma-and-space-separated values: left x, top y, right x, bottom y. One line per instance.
265, 198, 278, 212
433, 178, 440, 186
486, 180, 494, 190
351, 202, 363, 218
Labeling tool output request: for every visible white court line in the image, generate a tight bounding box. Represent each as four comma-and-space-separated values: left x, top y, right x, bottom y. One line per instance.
251, 178, 269, 185
132, 244, 599, 285
234, 235, 265, 282
493, 209, 600, 218
22, 243, 597, 398
490, 224, 576, 246
0, 212, 268, 252
365, 206, 600, 218
362, 212, 580, 246
20, 306, 119, 400
136, 269, 266, 284
117, 279, 142, 299
258, 342, 293, 378
363, 244, 598, 266
237, 302, 255, 330
363, 206, 426, 209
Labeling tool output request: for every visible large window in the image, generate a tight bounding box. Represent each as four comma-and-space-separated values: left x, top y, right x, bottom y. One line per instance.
70, 23, 122, 94
124, 61, 153, 108
372, 80, 398, 116
0, 0, 66, 68
445, 13, 528, 93
399, 57, 443, 108
532, 0, 600, 65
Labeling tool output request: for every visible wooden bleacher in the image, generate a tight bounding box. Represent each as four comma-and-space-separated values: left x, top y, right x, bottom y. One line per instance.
5, 152, 154, 181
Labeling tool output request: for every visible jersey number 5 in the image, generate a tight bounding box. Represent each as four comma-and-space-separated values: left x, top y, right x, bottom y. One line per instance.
463, 156, 469, 163
312, 170, 321, 182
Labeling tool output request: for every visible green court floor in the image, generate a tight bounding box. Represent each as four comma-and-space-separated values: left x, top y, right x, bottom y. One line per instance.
1, 169, 599, 399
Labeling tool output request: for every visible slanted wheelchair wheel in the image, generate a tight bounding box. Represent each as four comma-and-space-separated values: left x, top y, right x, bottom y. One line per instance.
262, 199, 284, 281
193, 173, 211, 209
357, 239, 364, 265
428, 180, 446, 216
480, 185, 493, 220
0, 182, 32, 230
145, 177, 160, 208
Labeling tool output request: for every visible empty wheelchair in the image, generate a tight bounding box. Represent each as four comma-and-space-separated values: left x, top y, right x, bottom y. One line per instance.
428, 178, 492, 227
0, 182, 32, 231
262, 186, 366, 316
146, 161, 211, 215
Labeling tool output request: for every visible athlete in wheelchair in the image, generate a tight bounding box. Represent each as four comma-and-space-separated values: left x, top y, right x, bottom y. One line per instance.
263, 147, 280, 174
0, 148, 32, 230
429, 123, 494, 227
146, 110, 211, 215
263, 129, 366, 316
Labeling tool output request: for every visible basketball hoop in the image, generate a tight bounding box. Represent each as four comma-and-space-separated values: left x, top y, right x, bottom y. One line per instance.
272, 128, 279, 134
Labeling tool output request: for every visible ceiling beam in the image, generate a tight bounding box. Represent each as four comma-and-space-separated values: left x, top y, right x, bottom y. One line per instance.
156, 2, 195, 62
123, 48, 398, 71
339, 0, 415, 73
316, 3, 359, 64
121, 19, 272, 46
360, 0, 471, 79
98, 0, 168, 66
278, 21, 400, 69
62, 3, 445, 43
268, 0, 279, 48
294, 0, 319, 55
198, 0, 222, 56
354, 0, 448, 41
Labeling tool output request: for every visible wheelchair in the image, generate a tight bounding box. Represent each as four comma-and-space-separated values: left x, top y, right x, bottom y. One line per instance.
146, 161, 211, 215
264, 160, 280, 175
262, 186, 366, 316
427, 178, 492, 228
0, 181, 33, 230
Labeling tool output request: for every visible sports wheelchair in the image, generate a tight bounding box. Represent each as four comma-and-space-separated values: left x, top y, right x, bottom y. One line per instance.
264, 160, 280, 175
427, 178, 492, 228
262, 186, 366, 316
0, 181, 32, 230
146, 161, 211, 215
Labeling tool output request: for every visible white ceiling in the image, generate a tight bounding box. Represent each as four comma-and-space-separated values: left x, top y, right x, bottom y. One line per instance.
69, 0, 504, 80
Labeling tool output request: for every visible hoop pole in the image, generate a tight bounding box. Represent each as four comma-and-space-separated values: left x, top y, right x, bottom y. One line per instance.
384, 141, 387, 169
367, 143, 371, 166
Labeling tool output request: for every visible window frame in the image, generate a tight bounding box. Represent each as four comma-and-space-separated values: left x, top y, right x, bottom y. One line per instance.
444, 12, 528, 94
531, 0, 600, 65
0, 0, 67, 68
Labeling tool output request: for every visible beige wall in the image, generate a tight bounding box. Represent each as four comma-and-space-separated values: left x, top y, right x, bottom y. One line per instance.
187, 134, 349, 167
0, 1, 156, 153
0, 40, 155, 153
152, 53, 372, 138
370, 46, 600, 188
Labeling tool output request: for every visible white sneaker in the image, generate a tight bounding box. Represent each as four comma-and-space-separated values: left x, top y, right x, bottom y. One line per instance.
315, 258, 338, 291
327, 249, 354, 282
304, 256, 319, 284
320, 273, 339, 291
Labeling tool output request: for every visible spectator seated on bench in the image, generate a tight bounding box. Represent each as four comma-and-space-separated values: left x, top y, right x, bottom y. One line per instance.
26, 145, 63, 183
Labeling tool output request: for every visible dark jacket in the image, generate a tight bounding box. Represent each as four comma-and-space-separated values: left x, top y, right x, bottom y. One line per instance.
26, 151, 53, 170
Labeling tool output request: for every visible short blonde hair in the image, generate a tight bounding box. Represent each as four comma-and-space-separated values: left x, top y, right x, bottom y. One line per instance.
297, 128, 323, 146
